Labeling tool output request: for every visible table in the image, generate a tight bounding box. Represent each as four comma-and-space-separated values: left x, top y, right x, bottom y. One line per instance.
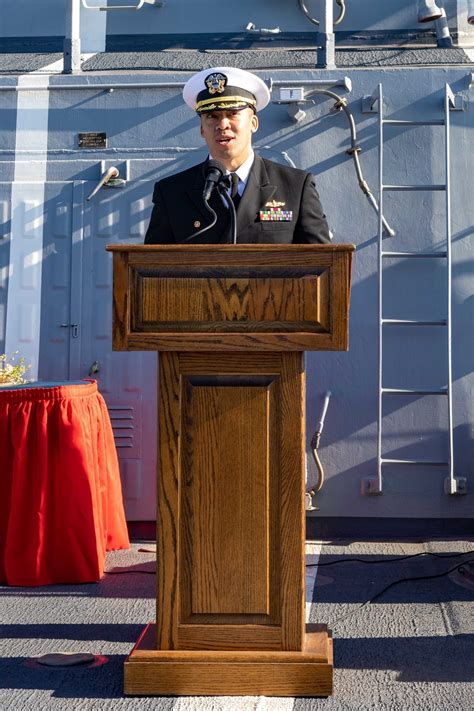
0, 380, 129, 586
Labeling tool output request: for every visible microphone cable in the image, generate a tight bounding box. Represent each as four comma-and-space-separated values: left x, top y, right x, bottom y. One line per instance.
182, 199, 218, 241
217, 182, 237, 244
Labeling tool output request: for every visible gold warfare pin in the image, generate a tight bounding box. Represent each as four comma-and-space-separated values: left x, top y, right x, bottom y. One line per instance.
265, 200, 286, 208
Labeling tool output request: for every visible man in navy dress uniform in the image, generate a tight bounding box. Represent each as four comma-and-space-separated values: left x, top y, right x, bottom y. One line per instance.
144, 66, 330, 245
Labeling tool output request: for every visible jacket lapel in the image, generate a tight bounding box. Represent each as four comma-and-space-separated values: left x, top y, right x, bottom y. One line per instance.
237, 155, 277, 234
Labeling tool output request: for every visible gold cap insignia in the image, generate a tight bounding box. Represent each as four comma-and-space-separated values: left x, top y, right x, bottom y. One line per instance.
265, 200, 286, 208
205, 73, 227, 95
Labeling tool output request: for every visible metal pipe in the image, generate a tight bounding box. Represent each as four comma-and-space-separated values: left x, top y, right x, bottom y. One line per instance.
64, 0, 82, 74
309, 391, 332, 493
434, 8, 454, 47
445, 83, 455, 494
86, 166, 119, 200
0, 78, 352, 93
308, 88, 395, 237
417, 0, 443, 23
0, 82, 189, 92
317, 0, 335, 68
298, 0, 346, 26
377, 82, 384, 495
469, 0, 474, 24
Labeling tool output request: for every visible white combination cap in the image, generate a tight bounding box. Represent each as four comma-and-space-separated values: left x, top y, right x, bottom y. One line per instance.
183, 66, 271, 114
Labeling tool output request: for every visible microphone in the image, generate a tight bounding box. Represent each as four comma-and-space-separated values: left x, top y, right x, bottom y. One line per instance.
203, 160, 226, 202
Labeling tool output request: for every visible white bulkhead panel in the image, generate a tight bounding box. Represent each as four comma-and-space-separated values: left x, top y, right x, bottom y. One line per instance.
76, 180, 157, 521
4, 171, 157, 521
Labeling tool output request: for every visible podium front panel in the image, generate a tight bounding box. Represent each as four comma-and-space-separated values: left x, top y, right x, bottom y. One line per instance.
156, 351, 305, 652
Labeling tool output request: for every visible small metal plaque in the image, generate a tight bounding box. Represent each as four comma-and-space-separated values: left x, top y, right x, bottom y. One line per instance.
78, 132, 107, 148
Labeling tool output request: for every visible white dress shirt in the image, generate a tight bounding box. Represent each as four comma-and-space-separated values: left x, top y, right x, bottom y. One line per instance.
208, 150, 255, 198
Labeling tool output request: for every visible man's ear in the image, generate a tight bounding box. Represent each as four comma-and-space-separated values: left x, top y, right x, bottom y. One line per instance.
251, 113, 259, 133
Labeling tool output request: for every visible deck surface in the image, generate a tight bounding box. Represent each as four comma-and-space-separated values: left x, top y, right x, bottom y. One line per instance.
1, 538, 473, 709
0, 47, 472, 74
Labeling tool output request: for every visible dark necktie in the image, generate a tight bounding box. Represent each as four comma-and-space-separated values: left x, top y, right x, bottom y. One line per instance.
230, 173, 241, 210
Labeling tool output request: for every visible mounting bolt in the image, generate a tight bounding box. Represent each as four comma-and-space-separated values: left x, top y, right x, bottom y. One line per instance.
361, 477, 382, 496
444, 477, 468, 495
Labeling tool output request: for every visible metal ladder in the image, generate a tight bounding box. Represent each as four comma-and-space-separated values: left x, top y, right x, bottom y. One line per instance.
363, 82, 467, 497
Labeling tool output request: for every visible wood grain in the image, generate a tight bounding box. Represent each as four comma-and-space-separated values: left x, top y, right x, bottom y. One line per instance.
279, 352, 306, 650
156, 352, 180, 650
106, 244, 354, 352
183, 380, 271, 616
138, 275, 327, 327
124, 624, 333, 697
111, 251, 129, 350
157, 351, 304, 651
106, 245, 348, 694
131, 622, 330, 660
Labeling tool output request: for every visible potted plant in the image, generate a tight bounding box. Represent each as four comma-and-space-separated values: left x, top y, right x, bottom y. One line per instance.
0, 352, 32, 387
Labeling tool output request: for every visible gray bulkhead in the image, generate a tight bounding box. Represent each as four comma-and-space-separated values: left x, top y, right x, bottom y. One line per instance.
0, 1, 472, 530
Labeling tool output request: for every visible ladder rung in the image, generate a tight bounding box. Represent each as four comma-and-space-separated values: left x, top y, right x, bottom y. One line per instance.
382, 251, 447, 259
382, 387, 448, 395
381, 459, 449, 466
383, 184, 446, 191
383, 119, 445, 127
382, 319, 447, 326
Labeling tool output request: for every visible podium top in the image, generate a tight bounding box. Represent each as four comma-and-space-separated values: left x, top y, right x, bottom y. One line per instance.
107, 244, 355, 254
107, 244, 355, 352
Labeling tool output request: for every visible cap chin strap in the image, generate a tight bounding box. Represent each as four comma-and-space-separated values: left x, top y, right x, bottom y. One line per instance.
196, 96, 257, 113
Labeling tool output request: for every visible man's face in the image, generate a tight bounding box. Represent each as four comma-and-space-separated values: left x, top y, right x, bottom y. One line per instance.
200, 107, 259, 171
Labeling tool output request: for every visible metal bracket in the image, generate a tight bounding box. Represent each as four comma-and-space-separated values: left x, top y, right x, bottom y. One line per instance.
100, 159, 130, 181
444, 477, 468, 495
362, 89, 382, 114
364, 85, 466, 114
271, 80, 351, 123
360, 477, 383, 496
82, 0, 151, 10
446, 85, 466, 111
274, 87, 306, 104
270, 77, 351, 94
305, 491, 319, 511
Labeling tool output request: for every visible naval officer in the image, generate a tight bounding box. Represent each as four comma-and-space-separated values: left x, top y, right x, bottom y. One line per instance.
144, 66, 330, 245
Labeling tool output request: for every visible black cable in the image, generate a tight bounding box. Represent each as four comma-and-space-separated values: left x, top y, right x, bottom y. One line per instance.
306, 550, 474, 567
217, 182, 237, 244
367, 559, 474, 605
182, 199, 217, 241
328, 558, 474, 628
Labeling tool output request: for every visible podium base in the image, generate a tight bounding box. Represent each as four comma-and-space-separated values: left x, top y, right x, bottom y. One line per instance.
124, 624, 333, 697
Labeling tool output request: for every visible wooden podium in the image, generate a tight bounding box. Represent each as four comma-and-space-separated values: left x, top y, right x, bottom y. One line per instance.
107, 244, 354, 697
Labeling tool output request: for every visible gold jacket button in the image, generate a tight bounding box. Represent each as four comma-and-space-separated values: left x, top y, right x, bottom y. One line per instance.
194, 220, 201, 228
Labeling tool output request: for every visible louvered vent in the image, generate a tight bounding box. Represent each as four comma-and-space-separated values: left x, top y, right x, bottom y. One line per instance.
108, 405, 134, 448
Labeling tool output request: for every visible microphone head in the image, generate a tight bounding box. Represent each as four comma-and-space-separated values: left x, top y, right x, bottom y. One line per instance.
206, 160, 226, 177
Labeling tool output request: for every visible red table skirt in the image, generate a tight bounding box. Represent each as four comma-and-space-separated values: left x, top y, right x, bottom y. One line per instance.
0, 381, 129, 586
